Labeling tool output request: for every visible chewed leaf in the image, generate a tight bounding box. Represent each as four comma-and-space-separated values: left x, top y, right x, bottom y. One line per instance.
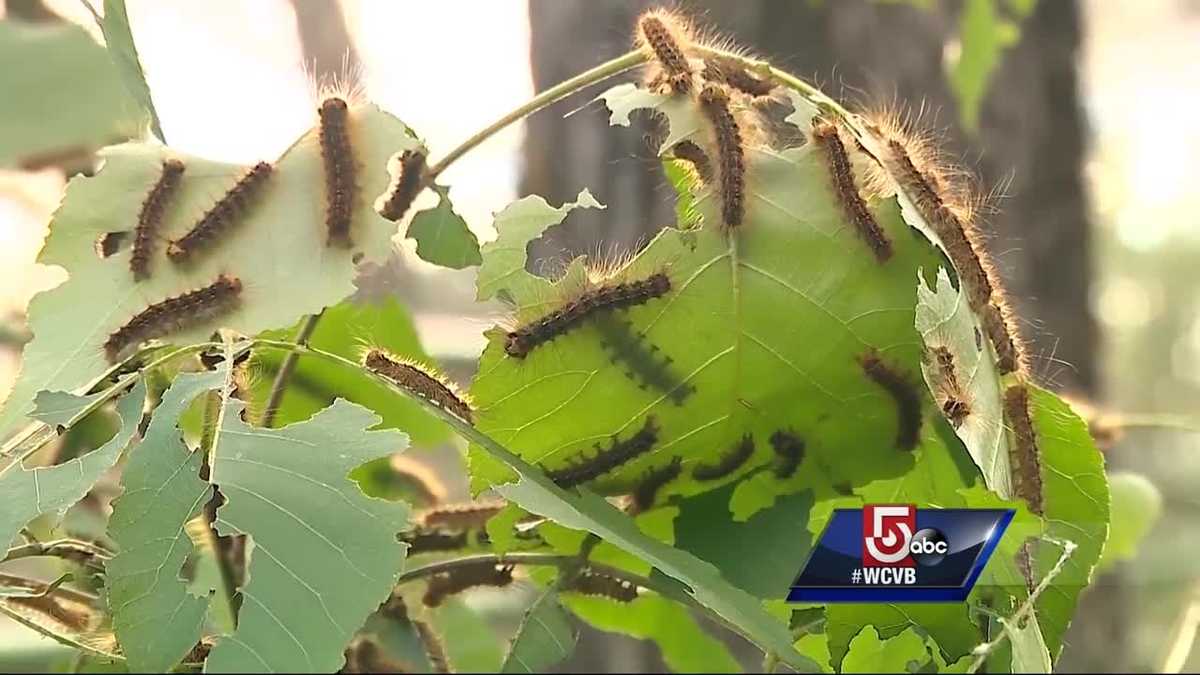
407, 187, 482, 270
0, 103, 421, 436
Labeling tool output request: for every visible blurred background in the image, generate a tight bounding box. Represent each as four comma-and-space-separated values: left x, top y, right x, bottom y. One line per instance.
0, 0, 1197, 672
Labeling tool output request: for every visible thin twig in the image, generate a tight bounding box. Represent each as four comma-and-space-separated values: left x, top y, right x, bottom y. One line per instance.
2, 539, 112, 571
261, 312, 323, 428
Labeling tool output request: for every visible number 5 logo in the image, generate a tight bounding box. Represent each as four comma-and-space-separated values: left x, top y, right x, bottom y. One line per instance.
862, 504, 916, 567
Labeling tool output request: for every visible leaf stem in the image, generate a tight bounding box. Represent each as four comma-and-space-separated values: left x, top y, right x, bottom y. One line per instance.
261, 311, 323, 428
2, 539, 111, 570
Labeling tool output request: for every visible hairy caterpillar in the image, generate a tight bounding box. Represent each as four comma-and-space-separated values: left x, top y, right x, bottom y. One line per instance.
419, 501, 506, 531
422, 562, 514, 607
414, 620, 451, 674
859, 351, 922, 451
404, 529, 469, 554
130, 158, 186, 280
693, 434, 755, 481
701, 57, 775, 98
363, 349, 473, 423
167, 161, 273, 263
596, 317, 694, 405
698, 84, 746, 230
1003, 385, 1044, 515
317, 96, 357, 247
564, 571, 639, 603
981, 299, 1028, 375
505, 272, 671, 359
103, 274, 242, 362
769, 430, 805, 479
544, 416, 659, 488
637, 11, 694, 94
379, 149, 428, 222
812, 120, 892, 263
670, 140, 714, 184
929, 345, 970, 428
630, 456, 682, 513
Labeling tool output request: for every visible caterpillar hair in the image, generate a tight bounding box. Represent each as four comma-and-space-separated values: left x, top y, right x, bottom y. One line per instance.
701, 56, 775, 98
693, 433, 755, 481
364, 349, 474, 423
698, 84, 746, 230
419, 501, 507, 531
637, 10, 694, 94
1003, 385, 1044, 515
167, 161, 273, 263
379, 149, 428, 222
565, 570, 639, 603
929, 346, 971, 428
130, 158, 186, 280
670, 139, 714, 184
318, 96, 357, 247
103, 274, 242, 362
769, 430, 805, 479
630, 456, 682, 513
544, 416, 659, 488
812, 120, 892, 263
414, 620, 451, 674
422, 561, 514, 607
859, 351, 922, 451
981, 298, 1028, 375
505, 272, 671, 359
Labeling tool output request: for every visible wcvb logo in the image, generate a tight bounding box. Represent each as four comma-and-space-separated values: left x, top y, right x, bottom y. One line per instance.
862, 504, 915, 567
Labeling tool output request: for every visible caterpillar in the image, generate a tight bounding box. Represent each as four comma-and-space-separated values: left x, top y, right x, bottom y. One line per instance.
103, 274, 242, 362
167, 161, 273, 263
505, 272, 671, 359
130, 158, 186, 280
637, 11, 693, 94
769, 430, 805, 479
419, 501, 506, 531
414, 620, 451, 674
859, 351, 922, 451
564, 571, 639, 603
981, 298, 1028, 375
670, 140, 714, 184
812, 120, 892, 263
342, 638, 407, 674
596, 317, 694, 405
693, 433, 755, 481
364, 349, 474, 423
379, 149, 427, 222
929, 346, 971, 428
422, 561, 514, 607
1003, 385, 1044, 515
404, 529, 469, 554
701, 57, 775, 98
698, 84, 746, 230
317, 96, 357, 247
544, 416, 659, 488
630, 456, 682, 513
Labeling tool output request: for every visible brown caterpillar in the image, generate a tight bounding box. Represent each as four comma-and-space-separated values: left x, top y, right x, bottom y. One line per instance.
981, 298, 1028, 375
859, 351, 922, 451
422, 561, 514, 607
544, 416, 658, 488
379, 149, 427, 222
104, 274, 242, 362
637, 11, 693, 94
414, 620, 451, 674
419, 501, 506, 531
565, 570, 638, 603
698, 84, 746, 230
505, 272, 671, 359
670, 140, 714, 184
167, 161, 273, 263
1003, 385, 1044, 515
812, 120, 892, 263
701, 57, 775, 98
693, 433, 755, 481
596, 317, 694, 405
364, 350, 474, 423
630, 456, 682, 513
769, 430, 805, 479
317, 96, 356, 247
929, 346, 971, 428
130, 158, 186, 280
404, 529, 470, 554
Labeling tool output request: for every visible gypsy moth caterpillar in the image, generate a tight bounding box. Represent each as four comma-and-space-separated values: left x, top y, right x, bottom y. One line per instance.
317, 96, 357, 248
981, 297, 1029, 375
422, 561, 514, 607
364, 349, 474, 423
167, 161, 273, 263
630, 456, 682, 513
812, 120, 892, 263
103, 274, 242, 362
379, 149, 428, 222
130, 158, 185, 280
692, 433, 755, 481
698, 84, 746, 230
596, 317, 694, 405
564, 571, 639, 603
670, 139, 714, 184
505, 272, 671, 359
544, 416, 659, 488
701, 56, 775, 98
859, 351, 922, 451
419, 501, 507, 532
405, 529, 469, 554
637, 11, 694, 94
768, 430, 805, 479
1003, 384, 1044, 515
929, 345, 971, 428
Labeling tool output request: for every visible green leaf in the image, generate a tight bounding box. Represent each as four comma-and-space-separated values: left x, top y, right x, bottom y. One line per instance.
840, 626, 930, 673
949, 0, 1020, 132
0, 381, 144, 550
0, 103, 420, 437
1098, 471, 1161, 571
826, 604, 976, 672
563, 592, 740, 673
432, 598, 505, 672
0, 19, 135, 166
502, 590, 576, 673
96, 0, 163, 142
106, 372, 220, 673
407, 187, 482, 269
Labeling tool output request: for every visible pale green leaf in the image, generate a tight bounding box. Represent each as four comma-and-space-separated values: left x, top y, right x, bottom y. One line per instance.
841, 626, 930, 673
502, 590, 576, 673
1098, 471, 1161, 571
432, 598, 505, 673
97, 0, 163, 141
407, 187, 482, 270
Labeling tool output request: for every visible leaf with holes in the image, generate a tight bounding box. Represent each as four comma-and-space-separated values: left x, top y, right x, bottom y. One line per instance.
407, 186, 482, 270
